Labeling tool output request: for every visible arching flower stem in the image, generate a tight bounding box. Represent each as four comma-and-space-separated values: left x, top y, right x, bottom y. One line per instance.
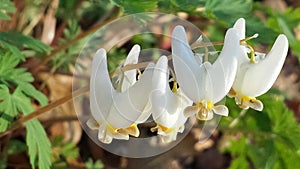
119, 35, 260, 73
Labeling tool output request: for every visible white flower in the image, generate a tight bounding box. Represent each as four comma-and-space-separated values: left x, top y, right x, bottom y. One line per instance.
228, 18, 289, 111
149, 56, 192, 143
171, 25, 243, 120
88, 45, 153, 144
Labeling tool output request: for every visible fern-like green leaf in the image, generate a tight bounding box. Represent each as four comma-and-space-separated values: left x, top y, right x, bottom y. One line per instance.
0, 53, 51, 168
0, 0, 16, 20
0, 31, 51, 61
26, 120, 52, 169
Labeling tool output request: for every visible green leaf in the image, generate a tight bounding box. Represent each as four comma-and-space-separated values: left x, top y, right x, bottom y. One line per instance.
264, 7, 300, 61
0, 53, 47, 107
0, 0, 16, 20
50, 136, 79, 169
51, 19, 87, 73
112, 0, 158, 13
229, 156, 249, 169
0, 31, 51, 61
0, 157, 6, 169
0, 41, 24, 60
205, 0, 253, 22
26, 119, 52, 169
7, 140, 27, 155
0, 53, 34, 85
246, 140, 277, 169
224, 93, 300, 169
158, 0, 205, 13
0, 85, 20, 132
85, 158, 104, 169
0, 85, 51, 169
18, 83, 48, 106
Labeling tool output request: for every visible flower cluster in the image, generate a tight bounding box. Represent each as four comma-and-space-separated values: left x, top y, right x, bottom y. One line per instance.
88, 18, 288, 144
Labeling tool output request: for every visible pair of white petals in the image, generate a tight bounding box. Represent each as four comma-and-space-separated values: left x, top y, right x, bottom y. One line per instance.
228, 18, 288, 111
88, 44, 191, 144
172, 18, 288, 120
172, 25, 244, 120
88, 45, 153, 144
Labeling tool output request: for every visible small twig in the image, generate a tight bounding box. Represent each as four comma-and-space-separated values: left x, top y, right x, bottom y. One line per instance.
229, 109, 248, 128
0, 86, 89, 138
121, 55, 172, 72
42, 116, 79, 127
120, 40, 219, 72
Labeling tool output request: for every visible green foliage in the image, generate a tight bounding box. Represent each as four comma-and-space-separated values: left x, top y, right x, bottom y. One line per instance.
7, 140, 27, 155
223, 93, 300, 169
0, 84, 50, 169
0, 0, 16, 20
112, 0, 157, 13
0, 139, 27, 169
265, 7, 300, 61
0, 83, 51, 169
0, 84, 46, 132
51, 136, 79, 169
204, 0, 253, 23
106, 47, 126, 72
158, 0, 205, 13
0, 52, 48, 128
0, 53, 32, 86
0, 31, 51, 61
51, 19, 87, 73
85, 158, 104, 169
0, 47, 50, 169
26, 120, 52, 169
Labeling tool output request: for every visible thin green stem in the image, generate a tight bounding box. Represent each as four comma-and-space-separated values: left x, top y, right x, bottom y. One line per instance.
229, 109, 248, 128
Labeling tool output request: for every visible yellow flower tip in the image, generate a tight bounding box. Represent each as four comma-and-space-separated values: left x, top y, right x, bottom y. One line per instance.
106, 123, 120, 135
207, 101, 214, 109
171, 81, 178, 93
235, 94, 263, 111
120, 124, 140, 137
150, 125, 158, 132
227, 88, 237, 98
151, 125, 174, 134
137, 69, 142, 78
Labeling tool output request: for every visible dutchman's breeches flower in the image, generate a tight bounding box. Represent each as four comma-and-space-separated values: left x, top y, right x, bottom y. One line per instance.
88, 45, 153, 144
150, 56, 192, 143
171, 25, 243, 121
228, 18, 289, 111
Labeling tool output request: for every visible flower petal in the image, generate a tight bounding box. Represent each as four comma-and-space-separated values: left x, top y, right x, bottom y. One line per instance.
90, 49, 114, 122
151, 56, 190, 128
242, 98, 263, 111
107, 63, 155, 128
184, 105, 199, 118
172, 25, 206, 102
212, 105, 229, 116
233, 18, 246, 39
86, 118, 99, 130
241, 35, 288, 97
206, 28, 240, 102
121, 44, 140, 92
232, 18, 250, 64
